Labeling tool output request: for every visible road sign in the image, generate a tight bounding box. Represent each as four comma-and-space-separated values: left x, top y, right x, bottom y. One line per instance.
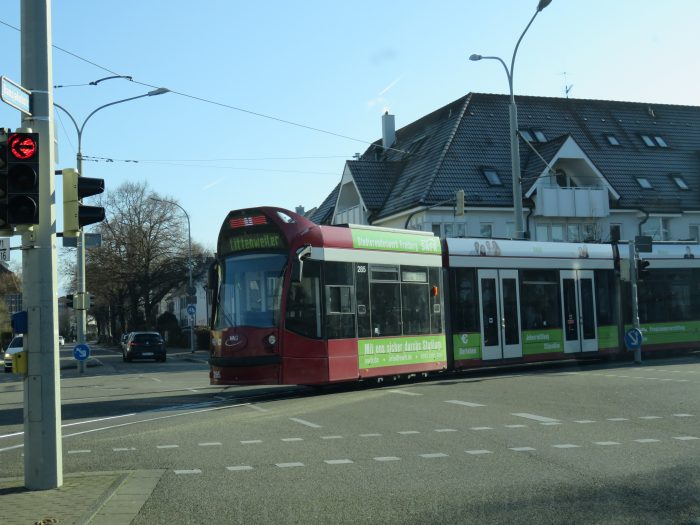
73, 343, 90, 361
62, 232, 103, 248
187, 304, 196, 316
0, 237, 9, 261
1, 76, 31, 115
624, 328, 643, 351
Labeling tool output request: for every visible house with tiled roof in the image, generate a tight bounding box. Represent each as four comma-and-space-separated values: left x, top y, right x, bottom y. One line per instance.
310, 93, 700, 243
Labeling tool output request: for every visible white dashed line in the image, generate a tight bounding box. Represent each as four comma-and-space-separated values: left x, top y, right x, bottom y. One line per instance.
67, 450, 91, 454
434, 428, 458, 433
281, 438, 304, 442
398, 431, 420, 435
227, 466, 253, 471
470, 427, 493, 431
320, 435, 343, 440
553, 444, 580, 449
574, 420, 596, 424
241, 440, 263, 444
289, 418, 322, 428
157, 445, 179, 449
639, 416, 662, 420
634, 439, 661, 443
388, 389, 423, 396
540, 422, 562, 426
246, 404, 269, 413
420, 453, 449, 458
594, 441, 621, 446
374, 456, 400, 462
276, 462, 304, 468
607, 418, 629, 422
673, 414, 694, 417
113, 447, 136, 452
446, 400, 486, 407
511, 413, 560, 423
673, 436, 699, 441
149, 377, 162, 382
360, 433, 382, 437
174, 469, 201, 475
504, 424, 528, 428
510, 447, 536, 452
198, 442, 222, 447
465, 449, 492, 455
324, 459, 354, 465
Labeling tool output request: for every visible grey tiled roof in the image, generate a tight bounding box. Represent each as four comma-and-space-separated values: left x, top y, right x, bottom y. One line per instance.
315, 93, 700, 219
308, 183, 339, 225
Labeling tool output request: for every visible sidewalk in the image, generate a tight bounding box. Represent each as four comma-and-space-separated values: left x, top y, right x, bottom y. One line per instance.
0, 469, 164, 525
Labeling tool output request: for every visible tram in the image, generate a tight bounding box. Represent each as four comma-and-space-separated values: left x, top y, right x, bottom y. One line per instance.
208, 207, 700, 386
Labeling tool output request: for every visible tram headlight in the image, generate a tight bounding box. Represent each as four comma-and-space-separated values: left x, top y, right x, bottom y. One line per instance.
267, 334, 277, 346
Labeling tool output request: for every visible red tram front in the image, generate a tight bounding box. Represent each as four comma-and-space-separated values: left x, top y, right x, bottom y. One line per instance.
209, 207, 447, 385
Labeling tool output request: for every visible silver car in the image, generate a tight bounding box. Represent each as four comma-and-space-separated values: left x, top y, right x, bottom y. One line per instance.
3, 335, 24, 372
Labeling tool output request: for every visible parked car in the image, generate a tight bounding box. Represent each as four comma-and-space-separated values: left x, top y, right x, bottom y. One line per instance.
123, 332, 166, 362
4, 335, 24, 372
58, 335, 65, 346
120, 332, 131, 352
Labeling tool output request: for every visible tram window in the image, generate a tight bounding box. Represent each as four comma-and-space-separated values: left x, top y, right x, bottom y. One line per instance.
401, 266, 430, 335
520, 270, 561, 330
285, 260, 322, 339
430, 267, 443, 333
325, 261, 354, 285
370, 282, 402, 336
325, 285, 355, 338
451, 268, 479, 333
638, 269, 693, 323
595, 270, 616, 326
371, 265, 399, 281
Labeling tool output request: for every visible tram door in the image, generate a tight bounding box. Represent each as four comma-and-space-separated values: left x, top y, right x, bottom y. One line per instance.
560, 270, 598, 353
478, 269, 522, 360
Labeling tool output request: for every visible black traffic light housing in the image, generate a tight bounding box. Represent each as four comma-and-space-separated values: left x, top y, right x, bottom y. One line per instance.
1, 131, 40, 227
63, 168, 105, 237
637, 258, 651, 281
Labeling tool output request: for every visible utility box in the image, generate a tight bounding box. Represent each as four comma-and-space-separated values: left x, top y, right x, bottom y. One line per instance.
11, 350, 28, 375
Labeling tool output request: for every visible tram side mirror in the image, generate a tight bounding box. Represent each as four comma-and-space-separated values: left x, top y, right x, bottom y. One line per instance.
292, 244, 312, 283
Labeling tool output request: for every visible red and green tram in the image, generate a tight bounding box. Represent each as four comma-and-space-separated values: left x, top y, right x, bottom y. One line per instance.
208, 206, 700, 386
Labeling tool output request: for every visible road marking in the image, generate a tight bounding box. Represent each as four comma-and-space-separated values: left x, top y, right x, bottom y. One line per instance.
607, 418, 629, 422
113, 447, 136, 451
227, 466, 253, 471
594, 441, 621, 446
398, 431, 420, 435
419, 453, 448, 458
388, 389, 423, 396
281, 438, 304, 442
67, 449, 91, 454
374, 456, 400, 462
434, 428, 458, 433
504, 424, 528, 428
241, 440, 263, 444
246, 404, 269, 413
470, 427, 493, 431
360, 433, 382, 437
673, 414, 694, 417
198, 442, 222, 447
639, 416, 662, 420
324, 459, 354, 465
673, 436, 699, 441
512, 413, 560, 423
465, 449, 492, 455
150, 377, 162, 382
540, 422, 562, 426
510, 447, 536, 452
157, 444, 179, 449
634, 439, 660, 443
289, 417, 322, 428
574, 420, 596, 424
187, 388, 199, 393
446, 400, 485, 407
276, 462, 304, 468
174, 469, 201, 474
553, 444, 580, 449
320, 435, 343, 440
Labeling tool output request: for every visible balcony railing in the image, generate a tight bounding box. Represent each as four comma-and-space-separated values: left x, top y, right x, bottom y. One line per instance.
534, 186, 609, 218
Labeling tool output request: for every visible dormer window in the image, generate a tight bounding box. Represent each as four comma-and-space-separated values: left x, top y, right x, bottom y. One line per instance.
533, 130, 547, 143
654, 135, 668, 148
482, 169, 502, 186
636, 177, 653, 189
519, 130, 534, 142
671, 174, 689, 190
640, 135, 656, 147
604, 134, 620, 146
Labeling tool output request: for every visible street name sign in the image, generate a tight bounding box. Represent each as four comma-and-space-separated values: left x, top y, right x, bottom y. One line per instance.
1, 76, 31, 115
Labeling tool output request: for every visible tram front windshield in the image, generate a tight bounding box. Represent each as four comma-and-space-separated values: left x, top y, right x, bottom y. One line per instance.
216, 253, 287, 329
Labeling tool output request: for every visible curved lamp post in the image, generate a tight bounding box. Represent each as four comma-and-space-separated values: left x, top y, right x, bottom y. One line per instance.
150, 197, 195, 354
469, 0, 552, 239
54, 87, 169, 370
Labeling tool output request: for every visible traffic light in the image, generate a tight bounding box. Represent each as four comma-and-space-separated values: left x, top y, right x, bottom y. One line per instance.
1, 131, 40, 226
65, 294, 74, 309
62, 168, 105, 237
637, 258, 651, 281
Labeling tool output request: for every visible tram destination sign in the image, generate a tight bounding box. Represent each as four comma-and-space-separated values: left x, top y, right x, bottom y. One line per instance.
228, 232, 284, 252
1, 76, 31, 115
351, 229, 441, 255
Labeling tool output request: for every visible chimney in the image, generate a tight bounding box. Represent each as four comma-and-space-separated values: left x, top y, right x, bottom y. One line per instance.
295, 206, 305, 216
382, 111, 395, 150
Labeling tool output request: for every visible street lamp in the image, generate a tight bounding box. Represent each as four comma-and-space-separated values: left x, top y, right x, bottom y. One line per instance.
54, 87, 169, 371
469, 0, 552, 240
150, 197, 195, 354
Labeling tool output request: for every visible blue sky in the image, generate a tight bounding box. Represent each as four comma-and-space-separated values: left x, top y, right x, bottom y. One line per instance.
1, 0, 699, 263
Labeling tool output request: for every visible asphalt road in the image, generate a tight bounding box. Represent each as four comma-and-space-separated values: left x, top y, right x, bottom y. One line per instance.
1, 349, 698, 524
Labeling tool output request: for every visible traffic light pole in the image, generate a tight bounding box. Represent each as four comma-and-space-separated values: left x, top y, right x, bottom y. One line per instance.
21, 0, 63, 489
629, 239, 642, 364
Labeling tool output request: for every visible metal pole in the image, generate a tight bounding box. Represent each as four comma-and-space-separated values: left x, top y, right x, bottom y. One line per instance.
629, 240, 642, 364
21, 0, 63, 489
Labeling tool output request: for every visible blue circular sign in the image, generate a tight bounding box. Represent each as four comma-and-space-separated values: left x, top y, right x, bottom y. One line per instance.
624, 328, 644, 351
187, 304, 196, 316
73, 343, 90, 361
